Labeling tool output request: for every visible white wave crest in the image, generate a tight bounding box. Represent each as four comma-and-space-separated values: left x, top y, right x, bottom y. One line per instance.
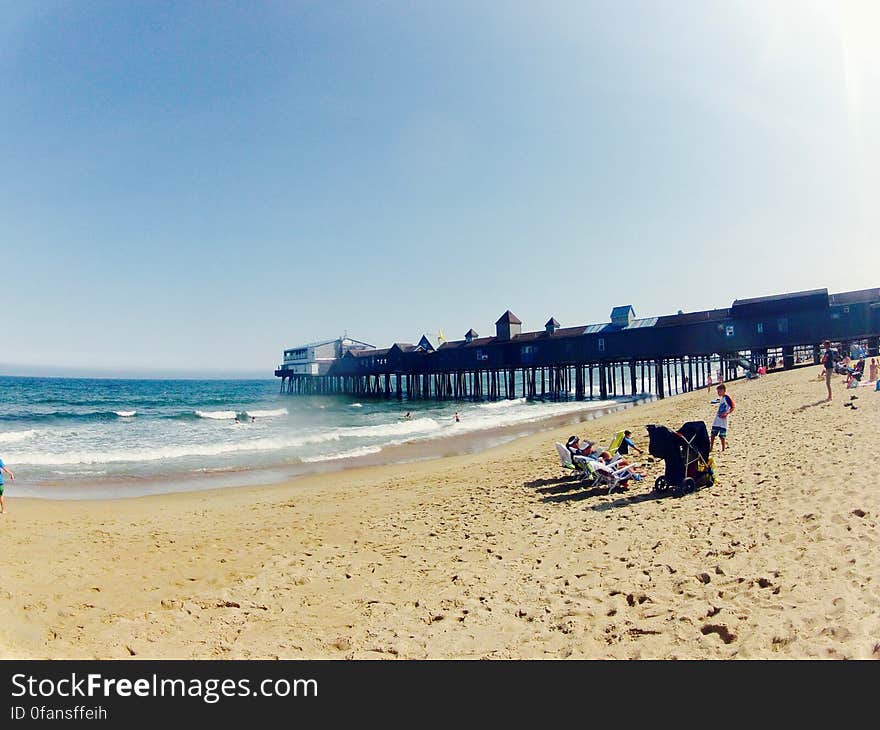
0, 429, 38, 444
301, 445, 383, 463
115, 410, 137, 417
244, 408, 288, 418
350, 403, 363, 408
343, 417, 440, 439
10, 428, 352, 466
477, 397, 527, 410
195, 410, 237, 420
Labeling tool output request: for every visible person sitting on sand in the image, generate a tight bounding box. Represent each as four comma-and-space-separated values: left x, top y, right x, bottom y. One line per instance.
616, 430, 643, 456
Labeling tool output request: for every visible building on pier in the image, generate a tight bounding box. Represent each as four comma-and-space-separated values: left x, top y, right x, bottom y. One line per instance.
274, 286, 880, 400
277, 336, 373, 376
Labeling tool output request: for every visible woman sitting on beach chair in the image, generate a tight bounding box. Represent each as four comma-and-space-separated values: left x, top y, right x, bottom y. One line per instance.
845, 359, 865, 388
566, 435, 595, 459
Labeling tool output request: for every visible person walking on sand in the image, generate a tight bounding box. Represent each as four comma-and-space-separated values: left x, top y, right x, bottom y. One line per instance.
821, 340, 835, 401
710, 384, 735, 452
0, 456, 15, 514
869, 358, 878, 383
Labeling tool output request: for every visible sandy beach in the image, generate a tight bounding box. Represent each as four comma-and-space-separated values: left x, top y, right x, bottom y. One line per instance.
0, 367, 877, 659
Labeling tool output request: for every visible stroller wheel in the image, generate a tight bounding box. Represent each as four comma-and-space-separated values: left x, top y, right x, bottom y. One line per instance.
682, 477, 696, 494
653, 476, 668, 493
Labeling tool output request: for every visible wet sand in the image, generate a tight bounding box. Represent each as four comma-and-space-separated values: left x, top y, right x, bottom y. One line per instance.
0, 367, 877, 658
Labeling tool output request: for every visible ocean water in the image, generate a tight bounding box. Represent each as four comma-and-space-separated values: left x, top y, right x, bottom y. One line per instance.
0, 375, 645, 498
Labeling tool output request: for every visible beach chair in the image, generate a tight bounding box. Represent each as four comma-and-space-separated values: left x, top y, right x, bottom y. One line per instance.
603, 431, 637, 465
608, 430, 626, 455
554, 443, 600, 485
593, 460, 643, 494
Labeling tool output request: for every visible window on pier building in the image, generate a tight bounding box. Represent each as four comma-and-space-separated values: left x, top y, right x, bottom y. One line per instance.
520, 345, 537, 363
757, 322, 764, 334
475, 349, 488, 361
777, 318, 788, 333
598, 338, 605, 352
725, 325, 735, 337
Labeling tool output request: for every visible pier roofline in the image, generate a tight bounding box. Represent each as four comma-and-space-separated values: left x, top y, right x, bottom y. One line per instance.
275, 285, 880, 400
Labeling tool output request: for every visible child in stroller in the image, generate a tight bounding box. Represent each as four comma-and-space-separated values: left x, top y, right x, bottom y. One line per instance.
646, 421, 715, 495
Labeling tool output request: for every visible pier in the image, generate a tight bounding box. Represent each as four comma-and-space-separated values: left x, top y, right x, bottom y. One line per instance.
275, 287, 880, 402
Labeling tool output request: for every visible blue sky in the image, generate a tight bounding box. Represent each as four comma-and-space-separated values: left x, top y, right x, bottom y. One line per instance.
2, 1, 878, 376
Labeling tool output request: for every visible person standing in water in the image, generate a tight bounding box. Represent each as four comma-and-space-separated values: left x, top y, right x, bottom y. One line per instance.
0, 456, 15, 514
453, 412, 460, 423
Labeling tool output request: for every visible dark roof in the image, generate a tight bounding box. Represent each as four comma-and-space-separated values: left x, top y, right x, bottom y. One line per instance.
514, 326, 587, 342
829, 287, 880, 306
438, 336, 495, 350
389, 343, 417, 353
417, 335, 435, 351
732, 288, 827, 308
495, 310, 522, 325
654, 308, 730, 327
545, 318, 560, 328
465, 328, 479, 338
610, 305, 634, 318
346, 348, 390, 358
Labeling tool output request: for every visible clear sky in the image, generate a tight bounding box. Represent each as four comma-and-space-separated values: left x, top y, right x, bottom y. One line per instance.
2, 1, 878, 377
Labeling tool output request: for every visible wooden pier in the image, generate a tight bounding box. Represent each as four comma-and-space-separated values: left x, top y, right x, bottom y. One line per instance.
275, 287, 880, 402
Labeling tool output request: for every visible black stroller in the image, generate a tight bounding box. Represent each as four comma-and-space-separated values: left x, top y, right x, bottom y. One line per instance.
646, 421, 715, 495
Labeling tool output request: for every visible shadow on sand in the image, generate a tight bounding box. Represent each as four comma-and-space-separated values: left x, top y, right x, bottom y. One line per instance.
794, 398, 831, 412
523, 475, 580, 489
540, 484, 615, 503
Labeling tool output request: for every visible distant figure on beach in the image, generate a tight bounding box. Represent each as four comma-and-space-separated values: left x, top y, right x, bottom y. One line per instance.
710, 384, 735, 452
616, 430, 643, 456
821, 340, 835, 401
870, 358, 878, 383
234, 417, 240, 424
250, 416, 256, 423
453, 412, 460, 423
0, 456, 15, 514
682, 375, 689, 391
403, 411, 412, 420
707, 372, 714, 391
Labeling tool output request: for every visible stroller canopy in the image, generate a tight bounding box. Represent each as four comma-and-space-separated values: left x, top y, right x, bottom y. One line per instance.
646, 424, 680, 461
677, 421, 711, 462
